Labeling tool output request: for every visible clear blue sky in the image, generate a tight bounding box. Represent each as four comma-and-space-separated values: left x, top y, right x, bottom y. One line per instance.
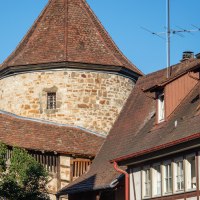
0, 0, 199, 74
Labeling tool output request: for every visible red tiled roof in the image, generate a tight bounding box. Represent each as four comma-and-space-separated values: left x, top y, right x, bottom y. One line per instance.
1, 0, 142, 75
58, 58, 200, 195
0, 112, 105, 157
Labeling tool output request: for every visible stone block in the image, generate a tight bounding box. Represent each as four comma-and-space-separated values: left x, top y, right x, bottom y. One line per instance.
0, 70, 134, 135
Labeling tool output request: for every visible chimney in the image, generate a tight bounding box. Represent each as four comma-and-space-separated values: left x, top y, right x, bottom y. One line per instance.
196, 53, 200, 59
181, 51, 194, 62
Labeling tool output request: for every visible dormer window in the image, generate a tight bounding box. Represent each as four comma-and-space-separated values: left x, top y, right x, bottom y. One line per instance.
158, 92, 165, 123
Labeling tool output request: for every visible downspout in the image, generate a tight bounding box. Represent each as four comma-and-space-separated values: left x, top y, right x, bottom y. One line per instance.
113, 161, 129, 200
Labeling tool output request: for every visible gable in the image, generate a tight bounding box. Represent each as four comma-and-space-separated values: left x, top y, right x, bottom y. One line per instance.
165, 72, 199, 118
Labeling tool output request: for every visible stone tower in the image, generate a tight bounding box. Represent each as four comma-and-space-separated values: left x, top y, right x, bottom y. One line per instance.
0, 0, 142, 136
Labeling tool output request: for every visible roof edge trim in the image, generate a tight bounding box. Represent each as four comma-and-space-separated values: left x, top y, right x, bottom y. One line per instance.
0, 110, 106, 139
0, 61, 141, 82
111, 130, 200, 163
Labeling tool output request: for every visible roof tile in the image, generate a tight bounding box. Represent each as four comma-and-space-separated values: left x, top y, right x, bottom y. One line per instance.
1, 0, 142, 75
0, 112, 105, 156
58, 58, 200, 194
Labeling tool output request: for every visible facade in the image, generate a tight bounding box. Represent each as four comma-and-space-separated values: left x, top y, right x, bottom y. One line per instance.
0, 0, 142, 199
58, 53, 200, 200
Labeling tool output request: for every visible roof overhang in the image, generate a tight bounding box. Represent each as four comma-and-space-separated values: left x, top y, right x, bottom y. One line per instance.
110, 132, 200, 166
143, 62, 200, 92
57, 174, 124, 196
0, 61, 141, 82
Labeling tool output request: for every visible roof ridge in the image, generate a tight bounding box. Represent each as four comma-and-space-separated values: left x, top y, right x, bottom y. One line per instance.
80, 0, 143, 75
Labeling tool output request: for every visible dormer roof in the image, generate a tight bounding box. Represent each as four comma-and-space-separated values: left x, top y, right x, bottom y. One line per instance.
143, 58, 200, 92
0, 0, 142, 76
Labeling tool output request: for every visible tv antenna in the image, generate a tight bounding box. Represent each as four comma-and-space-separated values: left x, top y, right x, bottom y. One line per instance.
141, 0, 200, 78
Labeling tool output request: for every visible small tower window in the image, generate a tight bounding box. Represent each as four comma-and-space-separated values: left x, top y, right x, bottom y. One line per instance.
47, 92, 56, 109
158, 92, 165, 123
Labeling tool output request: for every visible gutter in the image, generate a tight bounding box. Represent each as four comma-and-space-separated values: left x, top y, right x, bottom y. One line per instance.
113, 162, 129, 200
111, 131, 200, 163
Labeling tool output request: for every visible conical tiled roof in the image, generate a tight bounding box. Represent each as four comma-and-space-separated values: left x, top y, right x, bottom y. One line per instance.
1, 0, 142, 75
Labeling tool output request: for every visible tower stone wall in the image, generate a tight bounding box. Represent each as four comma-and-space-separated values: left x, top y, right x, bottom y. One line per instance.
0, 69, 134, 135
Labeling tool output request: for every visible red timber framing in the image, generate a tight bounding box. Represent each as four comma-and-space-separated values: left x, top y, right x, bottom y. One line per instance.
196, 151, 200, 198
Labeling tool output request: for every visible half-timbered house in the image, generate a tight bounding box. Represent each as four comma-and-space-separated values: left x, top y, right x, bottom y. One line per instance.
58, 52, 200, 200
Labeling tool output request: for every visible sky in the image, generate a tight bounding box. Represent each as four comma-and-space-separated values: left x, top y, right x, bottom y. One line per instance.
0, 0, 199, 74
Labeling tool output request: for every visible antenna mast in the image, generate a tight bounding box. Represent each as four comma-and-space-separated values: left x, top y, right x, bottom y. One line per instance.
141, 0, 200, 78
166, 0, 170, 78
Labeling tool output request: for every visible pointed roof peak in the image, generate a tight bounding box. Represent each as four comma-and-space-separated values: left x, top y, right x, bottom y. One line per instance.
1, 0, 143, 75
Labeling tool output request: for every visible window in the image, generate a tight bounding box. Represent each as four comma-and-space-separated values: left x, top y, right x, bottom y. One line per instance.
185, 155, 196, 190
163, 163, 172, 194
47, 92, 56, 109
174, 160, 184, 192
141, 154, 197, 199
152, 165, 161, 196
158, 92, 165, 122
143, 168, 151, 198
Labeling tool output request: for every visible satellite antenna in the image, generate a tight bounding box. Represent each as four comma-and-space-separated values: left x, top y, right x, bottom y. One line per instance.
142, 0, 200, 78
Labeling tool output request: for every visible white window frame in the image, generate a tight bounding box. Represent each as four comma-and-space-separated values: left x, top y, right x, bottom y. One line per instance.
152, 163, 161, 197
185, 154, 196, 191
158, 92, 165, 123
142, 166, 151, 198
141, 155, 197, 199
173, 157, 184, 193
162, 161, 172, 195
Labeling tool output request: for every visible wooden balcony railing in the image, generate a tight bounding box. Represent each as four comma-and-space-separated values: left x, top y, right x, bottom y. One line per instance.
72, 158, 92, 181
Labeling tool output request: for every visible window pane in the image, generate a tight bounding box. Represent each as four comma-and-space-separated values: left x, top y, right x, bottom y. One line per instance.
47, 92, 56, 109
144, 169, 151, 197
175, 160, 184, 191
186, 156, 196, 190
152, 165, 161, 196
158, 93, 165, 122
164, 164, 172, 193
175, 161, 184, 191
191, 157, 196, 189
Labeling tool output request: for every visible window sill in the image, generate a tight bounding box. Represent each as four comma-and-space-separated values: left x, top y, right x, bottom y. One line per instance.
152, 194, 161, 198
44, 109, 58, 114
163, 192, 172, 196
174, 190, 184, 194
143, 189, 197, 199
143, 196, 151, 199
185, 188, 196, 192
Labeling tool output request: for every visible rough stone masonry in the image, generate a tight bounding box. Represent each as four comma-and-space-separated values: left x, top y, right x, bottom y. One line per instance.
0, 69, 134, 135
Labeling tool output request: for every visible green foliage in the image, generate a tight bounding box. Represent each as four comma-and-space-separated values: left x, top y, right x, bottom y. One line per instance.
0, 144, 49, 200
0, 143, 7, 173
